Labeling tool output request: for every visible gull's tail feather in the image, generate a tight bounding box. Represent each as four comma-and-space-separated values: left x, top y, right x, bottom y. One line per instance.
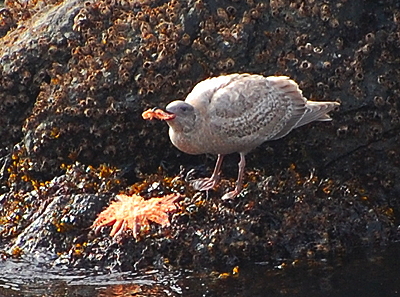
295, 101, 340, 128
267, 76, 340, 140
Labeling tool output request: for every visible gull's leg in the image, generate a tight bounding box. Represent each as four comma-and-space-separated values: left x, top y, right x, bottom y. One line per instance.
191, 154, 224, 191
221, 152, 246, 200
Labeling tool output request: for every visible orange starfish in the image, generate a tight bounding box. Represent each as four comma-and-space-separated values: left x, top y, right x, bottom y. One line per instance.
142, 108, 176, 120
92, 193, 180, 240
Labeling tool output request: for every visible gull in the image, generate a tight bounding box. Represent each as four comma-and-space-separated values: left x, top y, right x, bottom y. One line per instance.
143, 74, 339, 199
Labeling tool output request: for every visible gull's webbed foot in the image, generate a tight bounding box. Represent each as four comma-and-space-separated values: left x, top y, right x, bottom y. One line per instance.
190, 154, 224, 192
190, 176, 220, 191
221, 187, 242, 200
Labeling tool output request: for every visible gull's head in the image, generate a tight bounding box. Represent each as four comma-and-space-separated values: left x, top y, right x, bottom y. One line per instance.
165, 100, 196, 133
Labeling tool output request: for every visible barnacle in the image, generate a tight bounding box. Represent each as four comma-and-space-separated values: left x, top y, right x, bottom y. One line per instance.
299, 60, 312, 70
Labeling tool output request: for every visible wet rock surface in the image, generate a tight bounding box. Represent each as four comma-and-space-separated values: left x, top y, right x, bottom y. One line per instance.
0, 0, 399, 271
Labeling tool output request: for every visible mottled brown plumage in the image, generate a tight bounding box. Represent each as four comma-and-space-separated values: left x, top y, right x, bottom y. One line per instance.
150, 74, 339, 199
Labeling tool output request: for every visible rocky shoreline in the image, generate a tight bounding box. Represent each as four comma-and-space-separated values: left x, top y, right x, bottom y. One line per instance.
0, 0, 399, 271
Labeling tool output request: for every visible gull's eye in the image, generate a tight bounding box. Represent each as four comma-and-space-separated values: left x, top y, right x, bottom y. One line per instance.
180, 104, 193, 113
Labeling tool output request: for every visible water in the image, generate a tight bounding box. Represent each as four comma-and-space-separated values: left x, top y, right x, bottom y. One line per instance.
0, 243, 399, 297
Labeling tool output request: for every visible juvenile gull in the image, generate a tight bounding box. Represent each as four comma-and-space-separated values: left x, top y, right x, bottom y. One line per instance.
142, 74, 339, 199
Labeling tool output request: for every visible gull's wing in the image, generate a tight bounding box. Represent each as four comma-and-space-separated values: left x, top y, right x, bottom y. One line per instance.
203, 74, 308, 141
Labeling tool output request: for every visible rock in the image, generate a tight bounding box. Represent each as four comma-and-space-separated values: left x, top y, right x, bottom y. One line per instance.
0, 0, 399, 270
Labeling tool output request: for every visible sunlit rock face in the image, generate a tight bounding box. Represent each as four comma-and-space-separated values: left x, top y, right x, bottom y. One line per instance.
0, 0, 399, 270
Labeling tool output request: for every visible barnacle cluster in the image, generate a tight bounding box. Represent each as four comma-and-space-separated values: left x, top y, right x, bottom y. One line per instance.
0, 0, 398, 183
0, 0, 399, 270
